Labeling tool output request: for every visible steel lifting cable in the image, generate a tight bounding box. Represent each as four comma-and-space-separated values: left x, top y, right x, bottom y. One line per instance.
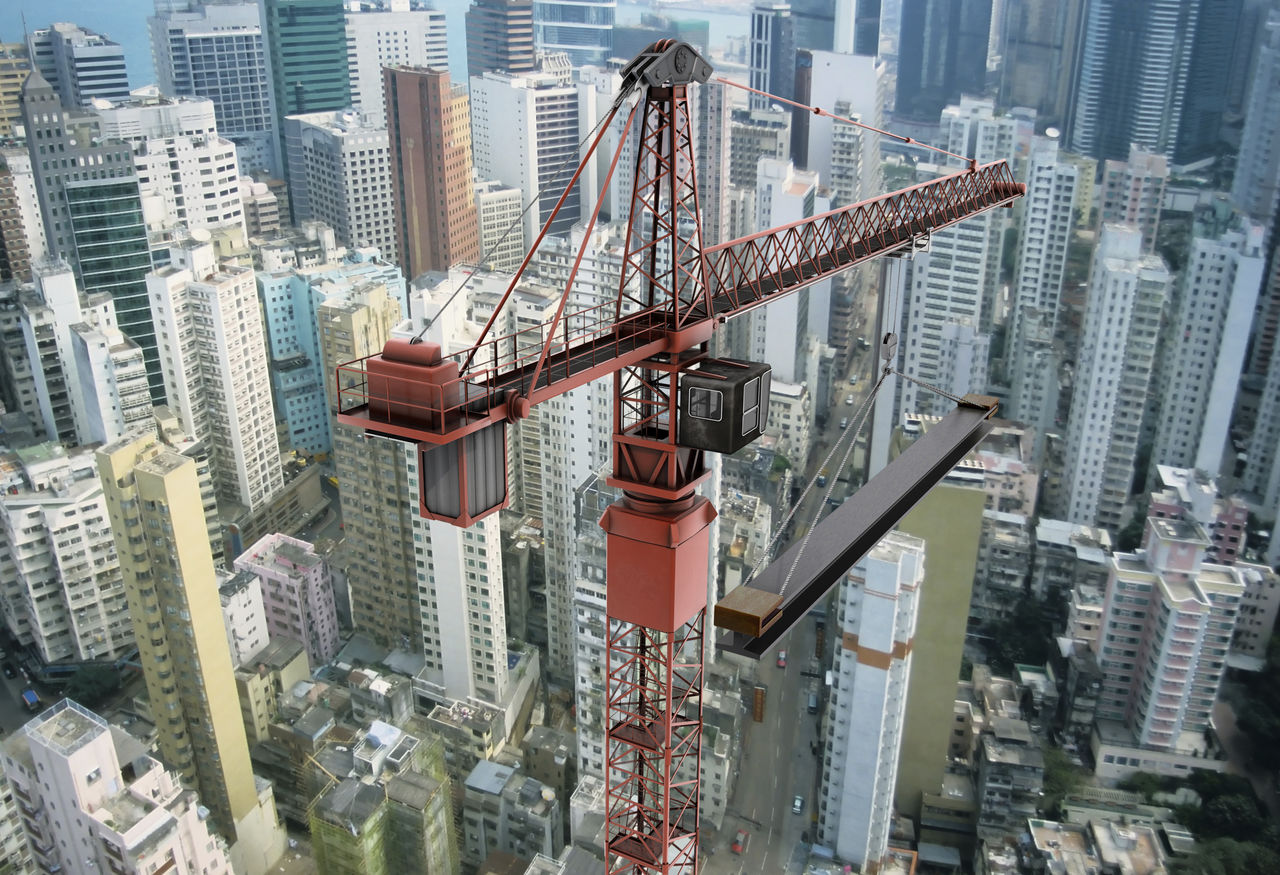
716, 77, 981, 170
410, 78, 644, 344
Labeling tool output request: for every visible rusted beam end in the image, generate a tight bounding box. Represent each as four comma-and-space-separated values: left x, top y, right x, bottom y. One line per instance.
959, 394, 999, 417
714, 587, 783, 637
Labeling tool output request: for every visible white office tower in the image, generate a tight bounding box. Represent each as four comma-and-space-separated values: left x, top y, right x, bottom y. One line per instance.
26, 23, 129, 108
410, 502, 513, 709
1151, 205, 1264, 475
471, 63, 581, 249
1007, 307, 1059, 461
817, 531, 922, 869
69, 299, 152, 446
474, 180, 525, 273
1233, 11, 1280, 226
345, 0, 448, 116
282, 111, 397, 264
147, 235, 284, 513
936, 97, 1032, 332
1006, 136, 1079, 429
575, 65, 635, 228
804, 52, 886, 205
14, 258, 92, 444
93, 93, 246, 240
148, 0, 275, 174
0, 443, 133, 663
748, 158, 832, 385
694, 80, 730, 247
1, 700, 233, 875
570, 476, 610, 778
937, 322, 989, 399
1062, 225, 1170, 532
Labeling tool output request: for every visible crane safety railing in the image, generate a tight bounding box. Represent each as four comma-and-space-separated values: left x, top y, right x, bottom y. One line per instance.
335, 161, 1023, 440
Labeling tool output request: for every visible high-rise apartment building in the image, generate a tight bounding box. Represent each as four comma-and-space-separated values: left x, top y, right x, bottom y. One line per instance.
474, 180, 525, 273
1007, 135, 1079, 446
97, 430, 286, 873
817, 531, 922, 869
1065, 0, 1198, 162
749, 3, 797, 111
234, 533, 341, 666
533, 0, 613, 65
260, 248, 406, 456
26, 23, 129, 109
0, 442, 133, 664
149, 0, 275, 174
2, 699, 234, 875
1098, 145, 1169, 252
1148, 466, 1249, 567
1095, 517, 1244, 751
283, 111, 397, 263
1232, 9, 1280, 228
0, 145, 46, 276
1061, 225, 1170, 532
693, 81, 730, 247
147, 237, 284, 513
346, 0, 448, 116
466, 0, 536, 79
93, 93, 246, 238
260, 0, 352, 186
20, 71, 160, 398
1151, 204, 1264, 474
893, 0, 991, 121
384, 66, 480, 280
471, 65, 581, 248
0, 44, 30, 137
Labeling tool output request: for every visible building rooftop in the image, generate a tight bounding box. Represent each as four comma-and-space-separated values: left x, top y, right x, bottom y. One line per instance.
466, 759, 515, 796
30, 699, 107, 756
1028, 819, 1099, 875
314, 777, 385, 831
243, 637, 307, 673
982, 736, 1044, 769
1091, 819, 1164, 874
385, 770, 440, 811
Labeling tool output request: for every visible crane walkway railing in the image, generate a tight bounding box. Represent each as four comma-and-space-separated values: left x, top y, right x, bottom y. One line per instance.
334, 162, 1022, 441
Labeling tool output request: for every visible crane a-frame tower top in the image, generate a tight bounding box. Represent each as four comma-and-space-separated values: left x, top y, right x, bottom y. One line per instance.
336, 40, 1023, 874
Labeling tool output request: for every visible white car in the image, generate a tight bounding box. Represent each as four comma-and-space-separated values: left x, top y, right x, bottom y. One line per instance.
844, 394, 854, 406
839, 417, 849, 429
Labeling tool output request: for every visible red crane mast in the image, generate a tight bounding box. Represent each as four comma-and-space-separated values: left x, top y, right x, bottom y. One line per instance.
336, 40, 1023, 874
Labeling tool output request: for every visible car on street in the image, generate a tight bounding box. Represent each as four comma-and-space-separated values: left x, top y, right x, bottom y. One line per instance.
731, 829, 749, 854
776, 650, 787, 668
2, 663, 14, 679
844, 394, 854, 405
847, 374, 857, 385
793, 795, 805, 814
839, 417, 848, 429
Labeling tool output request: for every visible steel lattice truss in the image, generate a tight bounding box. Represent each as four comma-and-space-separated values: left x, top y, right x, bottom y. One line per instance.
606, 611, 704, 873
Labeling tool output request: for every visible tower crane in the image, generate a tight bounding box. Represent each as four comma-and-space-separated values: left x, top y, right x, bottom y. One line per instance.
336, 40, 1023, 875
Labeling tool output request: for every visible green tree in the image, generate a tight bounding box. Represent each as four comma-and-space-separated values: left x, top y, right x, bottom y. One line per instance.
1041, 747, 1084, 815
1196, 794, 1267, 842
1168, 839, 1280, 875
64, 665, 121, 709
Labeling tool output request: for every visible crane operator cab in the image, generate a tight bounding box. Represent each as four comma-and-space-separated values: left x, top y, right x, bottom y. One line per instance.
676, 358, 772, 454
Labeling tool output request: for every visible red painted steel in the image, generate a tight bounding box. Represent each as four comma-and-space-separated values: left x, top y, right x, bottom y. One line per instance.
333, 162, 1022, 453
604, 611, 704, 874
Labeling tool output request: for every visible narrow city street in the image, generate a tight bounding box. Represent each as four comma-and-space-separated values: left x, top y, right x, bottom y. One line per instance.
705, 618, 822, 873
